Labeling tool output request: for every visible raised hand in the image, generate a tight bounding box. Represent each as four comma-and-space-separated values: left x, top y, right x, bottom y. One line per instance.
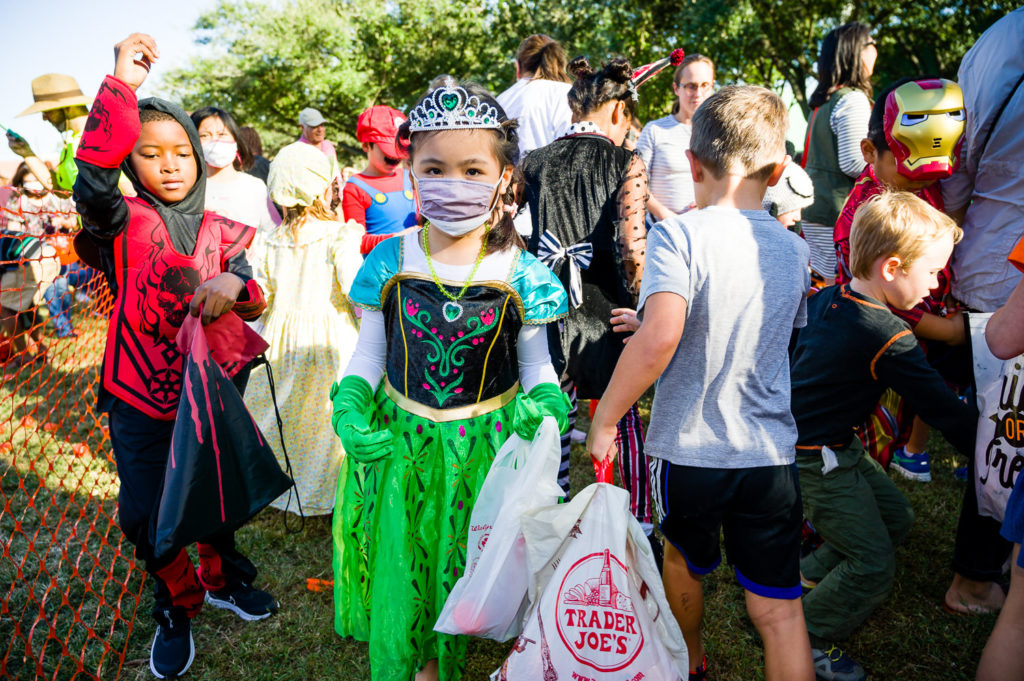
113, 33, 160, 91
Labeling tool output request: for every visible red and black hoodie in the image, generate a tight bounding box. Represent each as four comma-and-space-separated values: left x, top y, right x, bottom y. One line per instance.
73, 75, 266, 420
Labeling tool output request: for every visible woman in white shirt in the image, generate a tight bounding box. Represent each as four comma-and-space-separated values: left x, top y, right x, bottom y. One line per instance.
190, 107, 280, 232
497, 34, 573, 158
634, 54, 715, 223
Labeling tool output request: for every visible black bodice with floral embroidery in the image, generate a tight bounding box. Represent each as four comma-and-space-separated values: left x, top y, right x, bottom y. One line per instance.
381, 275, 523, 410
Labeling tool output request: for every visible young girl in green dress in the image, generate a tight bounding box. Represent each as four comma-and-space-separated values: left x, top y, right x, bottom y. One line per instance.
330, 78, 570, 681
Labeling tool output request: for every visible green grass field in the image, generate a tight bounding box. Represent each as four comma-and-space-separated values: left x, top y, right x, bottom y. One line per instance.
0, 311, 1001, 680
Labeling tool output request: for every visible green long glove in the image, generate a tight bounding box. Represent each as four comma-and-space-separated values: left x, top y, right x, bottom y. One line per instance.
330, 375, 393, 463
512, 382, 572, 440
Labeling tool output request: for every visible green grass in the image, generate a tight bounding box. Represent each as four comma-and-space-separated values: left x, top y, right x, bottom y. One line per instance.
1, 307, 1001, 679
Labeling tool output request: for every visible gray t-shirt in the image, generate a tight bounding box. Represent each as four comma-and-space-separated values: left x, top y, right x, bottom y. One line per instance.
639, 206, 810, 468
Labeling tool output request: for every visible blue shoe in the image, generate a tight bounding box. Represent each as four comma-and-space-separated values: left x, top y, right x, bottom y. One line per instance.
812, 645, 865, 681
891, 447, 931, 482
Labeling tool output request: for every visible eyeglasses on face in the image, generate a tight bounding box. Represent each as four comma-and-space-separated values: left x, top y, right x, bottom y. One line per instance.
679, 82, 714, 93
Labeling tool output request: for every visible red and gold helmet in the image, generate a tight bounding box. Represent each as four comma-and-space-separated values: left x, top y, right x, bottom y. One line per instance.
884, 78, 966, 182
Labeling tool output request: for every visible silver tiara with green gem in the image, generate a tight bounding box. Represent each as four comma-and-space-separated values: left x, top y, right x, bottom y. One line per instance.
408, 81, 502, 132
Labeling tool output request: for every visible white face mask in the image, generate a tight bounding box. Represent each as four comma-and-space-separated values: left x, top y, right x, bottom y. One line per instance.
22, 180, 45, 193
412, 173, 502, 237
202, 140, 238, 169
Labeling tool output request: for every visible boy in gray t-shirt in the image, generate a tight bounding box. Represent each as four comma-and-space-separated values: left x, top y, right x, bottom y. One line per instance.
587, 86, 813, 681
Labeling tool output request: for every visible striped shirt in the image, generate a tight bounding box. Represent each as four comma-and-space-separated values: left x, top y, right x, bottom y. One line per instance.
830, 90, 871, 179
635, 115, 695, 215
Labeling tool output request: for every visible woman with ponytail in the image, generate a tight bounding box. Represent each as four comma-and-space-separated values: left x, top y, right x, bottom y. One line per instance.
497, 34, 574, 156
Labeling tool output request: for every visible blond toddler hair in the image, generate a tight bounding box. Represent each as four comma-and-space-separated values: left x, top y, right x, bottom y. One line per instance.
849, 191, 962, 279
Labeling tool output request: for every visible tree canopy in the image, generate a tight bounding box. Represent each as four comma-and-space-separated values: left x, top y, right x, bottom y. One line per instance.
162, 0, 1009, 160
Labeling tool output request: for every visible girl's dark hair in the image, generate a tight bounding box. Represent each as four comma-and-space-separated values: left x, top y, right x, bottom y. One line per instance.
238, 126, 264, 163
809, 22, 874, 109
11, 162, 32, 188
190, 106, 253, 171
396, 79, 525, 255
567, 56, 637, 119
516, 34, 571, 83
866, 75, 938, 152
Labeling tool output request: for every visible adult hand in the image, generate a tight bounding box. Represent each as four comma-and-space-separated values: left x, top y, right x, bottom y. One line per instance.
610, 307, 640, 343
113, 33, 160, 91
190, 273, 244, 325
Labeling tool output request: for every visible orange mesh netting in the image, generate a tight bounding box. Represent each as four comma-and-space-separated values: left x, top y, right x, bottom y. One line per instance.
1, 186, 146, 680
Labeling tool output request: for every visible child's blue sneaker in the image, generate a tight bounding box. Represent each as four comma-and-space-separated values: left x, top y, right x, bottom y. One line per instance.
891, 447, 931, 482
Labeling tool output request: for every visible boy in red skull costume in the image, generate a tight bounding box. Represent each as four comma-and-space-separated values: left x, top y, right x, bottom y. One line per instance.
73, 33, 272, 679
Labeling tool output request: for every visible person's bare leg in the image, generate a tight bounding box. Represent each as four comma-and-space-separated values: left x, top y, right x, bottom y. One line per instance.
946, 573, 1006, 614
745, 591, 814, 681
662, 542, 705, 672
977, 545, 1024, 681
904, 416, 929, 455
414, 659, 438, 681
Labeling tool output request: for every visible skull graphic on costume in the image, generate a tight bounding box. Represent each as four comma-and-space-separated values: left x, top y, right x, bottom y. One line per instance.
156, 266, 202, 328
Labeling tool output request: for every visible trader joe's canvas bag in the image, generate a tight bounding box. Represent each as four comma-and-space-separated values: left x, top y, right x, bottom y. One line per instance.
435, 417, 565, 641
970, 312, 1024, 521
492, 483, 688, 680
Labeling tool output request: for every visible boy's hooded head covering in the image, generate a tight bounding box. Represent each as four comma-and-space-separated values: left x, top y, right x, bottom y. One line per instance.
121, 97, 207, 238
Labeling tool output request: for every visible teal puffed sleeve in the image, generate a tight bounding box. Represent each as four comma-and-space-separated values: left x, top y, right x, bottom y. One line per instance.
348, 235, 403, 310
511, 250, 569, 324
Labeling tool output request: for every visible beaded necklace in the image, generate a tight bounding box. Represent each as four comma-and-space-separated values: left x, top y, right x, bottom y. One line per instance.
421, 223, 489, 322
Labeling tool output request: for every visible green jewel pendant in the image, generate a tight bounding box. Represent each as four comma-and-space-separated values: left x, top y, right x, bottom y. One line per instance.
442, 301, 463, 322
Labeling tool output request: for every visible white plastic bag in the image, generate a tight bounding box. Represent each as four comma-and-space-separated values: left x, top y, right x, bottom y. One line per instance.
434, 417, 564, 641
492, 483, 689, 681
970, 313, 1024, 521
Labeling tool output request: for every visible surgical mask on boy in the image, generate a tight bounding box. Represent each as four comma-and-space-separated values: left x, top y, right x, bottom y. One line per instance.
22, 180, 46, 194
413, 174, 502, 237
202, 140, 238, 169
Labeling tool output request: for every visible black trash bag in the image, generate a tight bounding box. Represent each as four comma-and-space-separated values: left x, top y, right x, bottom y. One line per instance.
152, 313, 292, 559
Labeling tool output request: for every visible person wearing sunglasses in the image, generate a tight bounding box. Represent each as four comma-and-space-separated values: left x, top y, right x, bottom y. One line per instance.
342, 105, 420, 256
635, 54, 715, 225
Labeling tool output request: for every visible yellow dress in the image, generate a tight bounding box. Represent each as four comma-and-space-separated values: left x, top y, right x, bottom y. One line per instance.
244, 218, 363, 515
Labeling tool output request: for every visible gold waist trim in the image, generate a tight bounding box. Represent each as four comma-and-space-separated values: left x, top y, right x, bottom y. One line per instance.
384, 378, 520, 423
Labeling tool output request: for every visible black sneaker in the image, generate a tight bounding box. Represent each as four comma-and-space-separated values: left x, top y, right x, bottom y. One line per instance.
812, 645, 865, 681
150, 610, 194, 679
205, 582, 278, 621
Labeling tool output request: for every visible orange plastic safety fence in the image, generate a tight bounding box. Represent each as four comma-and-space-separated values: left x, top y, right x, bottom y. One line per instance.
1, 187, 146, 680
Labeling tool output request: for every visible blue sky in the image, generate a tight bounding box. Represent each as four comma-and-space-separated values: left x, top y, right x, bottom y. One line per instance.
0, 0, 219, 165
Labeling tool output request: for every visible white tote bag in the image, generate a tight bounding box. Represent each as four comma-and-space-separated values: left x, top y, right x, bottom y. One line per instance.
969, 313, 1024, 521
492, 483, 689, 681
434, 417, 565, 641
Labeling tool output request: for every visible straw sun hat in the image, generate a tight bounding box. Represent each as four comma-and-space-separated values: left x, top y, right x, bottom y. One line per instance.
17, 73, 91, 117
